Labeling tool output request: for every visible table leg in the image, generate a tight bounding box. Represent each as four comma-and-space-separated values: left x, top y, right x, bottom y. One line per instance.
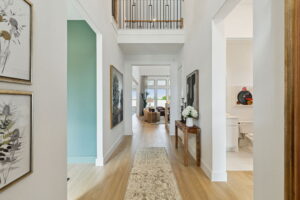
175, 125, 178, 149
196, 129, 201, 167
184, 130, 189, 166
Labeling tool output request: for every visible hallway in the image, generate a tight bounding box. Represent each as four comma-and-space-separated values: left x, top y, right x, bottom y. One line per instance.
67, 116, 253, 200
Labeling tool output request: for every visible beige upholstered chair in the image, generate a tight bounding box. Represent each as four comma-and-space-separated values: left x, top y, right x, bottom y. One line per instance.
144, 108, 160, 123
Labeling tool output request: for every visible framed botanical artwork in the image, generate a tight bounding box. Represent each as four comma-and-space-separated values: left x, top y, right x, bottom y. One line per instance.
0, 90, 32, 191
112, 0, 118, 23
186, 70, 199, 117
110, 65, 123, 128
0, 0, 32, 84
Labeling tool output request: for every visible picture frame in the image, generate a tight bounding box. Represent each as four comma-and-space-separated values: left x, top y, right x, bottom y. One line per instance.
112, 0, 118, 23
110, 65, 123, 129
0, 90, 32, 191
0, 0, 32, 84
186, 70, 199, 118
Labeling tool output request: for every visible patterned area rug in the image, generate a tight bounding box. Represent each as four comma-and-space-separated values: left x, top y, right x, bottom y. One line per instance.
124, 148, 182, 200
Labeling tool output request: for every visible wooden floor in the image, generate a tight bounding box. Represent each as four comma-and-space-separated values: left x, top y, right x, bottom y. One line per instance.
68, 116, 253, 200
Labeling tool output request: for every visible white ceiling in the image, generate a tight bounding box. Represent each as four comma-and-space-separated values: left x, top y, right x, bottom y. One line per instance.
132, 65, 170, 81
120, 43, 183, 56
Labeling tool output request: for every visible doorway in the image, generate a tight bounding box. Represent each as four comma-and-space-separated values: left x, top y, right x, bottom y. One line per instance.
131, 66, 171, 131
67, 20, 97, 163
212, 0, 254, 181
67, 0, 104, 167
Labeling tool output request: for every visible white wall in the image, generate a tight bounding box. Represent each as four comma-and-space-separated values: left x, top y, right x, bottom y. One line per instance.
73, 0, 125, 164
224, 0, 253, 38
135, 65, 170, 76
253, 0, 284, 199
181, 0, 227, 180
226, 39, 253, 121
181, 0, 285, 195
132, 66, 140, 81
1, 0, 67, 199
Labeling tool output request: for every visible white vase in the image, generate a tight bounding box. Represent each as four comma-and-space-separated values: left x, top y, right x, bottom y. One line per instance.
186, 118, 193, 127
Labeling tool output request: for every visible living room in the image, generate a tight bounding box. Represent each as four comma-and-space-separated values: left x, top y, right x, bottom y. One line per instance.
132, 65, 171, 130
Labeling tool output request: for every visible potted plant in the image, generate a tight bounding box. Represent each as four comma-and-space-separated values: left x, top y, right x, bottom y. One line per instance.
182, 106, 198, 127
141, 92, 149, 115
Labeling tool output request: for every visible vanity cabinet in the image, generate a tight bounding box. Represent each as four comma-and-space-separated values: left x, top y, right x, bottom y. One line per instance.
226, 116, 239, 152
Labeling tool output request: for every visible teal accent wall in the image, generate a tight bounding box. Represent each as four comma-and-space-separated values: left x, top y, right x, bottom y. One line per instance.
67, 20, 96, 163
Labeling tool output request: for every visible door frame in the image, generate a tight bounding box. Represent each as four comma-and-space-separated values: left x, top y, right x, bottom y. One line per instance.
285, 0, 300, 199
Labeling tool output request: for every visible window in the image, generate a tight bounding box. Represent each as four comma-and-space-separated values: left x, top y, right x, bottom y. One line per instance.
157, 80, 167, 86
157, 89, 167, 107
132, 89, 137, 107
146, 89, 155, 107
147, 80, 155, 86
145, 77, 170, 108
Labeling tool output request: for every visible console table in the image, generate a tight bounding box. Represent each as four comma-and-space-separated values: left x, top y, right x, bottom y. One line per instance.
175, 120, 201, 167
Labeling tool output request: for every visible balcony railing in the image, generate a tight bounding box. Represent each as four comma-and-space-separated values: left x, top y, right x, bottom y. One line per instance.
115, 0, 184, 30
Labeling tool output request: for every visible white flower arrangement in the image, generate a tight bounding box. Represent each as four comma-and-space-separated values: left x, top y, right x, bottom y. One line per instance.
182, 106, 198, 119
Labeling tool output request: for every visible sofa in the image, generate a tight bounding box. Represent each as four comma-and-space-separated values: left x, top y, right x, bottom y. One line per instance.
156, 107, 165, 116
144, 108, 160, 123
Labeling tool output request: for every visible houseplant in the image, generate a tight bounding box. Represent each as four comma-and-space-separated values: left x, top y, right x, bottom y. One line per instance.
182, 106, 198, 127
141, 92, 149, 115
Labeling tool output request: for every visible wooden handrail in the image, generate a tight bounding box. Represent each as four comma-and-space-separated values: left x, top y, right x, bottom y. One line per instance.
125, 19, 182, 23
124, 18, 184, 29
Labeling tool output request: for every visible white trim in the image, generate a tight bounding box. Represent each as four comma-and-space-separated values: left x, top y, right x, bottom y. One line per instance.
211, 171, 228, 182
104, 135, 124, 163
95, 157, 104, 166
118, 29, 185, 44
125, 132, 133, 136
201, 160, 212, 179
201, 160, 227, 182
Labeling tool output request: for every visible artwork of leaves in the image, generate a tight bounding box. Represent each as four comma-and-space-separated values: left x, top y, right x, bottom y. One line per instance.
0, 92, 31, 190
0, 0, 31, 82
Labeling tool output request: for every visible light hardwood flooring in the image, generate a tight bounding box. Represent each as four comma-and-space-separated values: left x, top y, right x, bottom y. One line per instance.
68, 115, 253, 200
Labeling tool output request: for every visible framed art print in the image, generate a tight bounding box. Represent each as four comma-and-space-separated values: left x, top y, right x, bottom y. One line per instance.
0, 0, 32, 84
0, 90, 32, 190
186, 70, 199, 117
110, 65, 123, 128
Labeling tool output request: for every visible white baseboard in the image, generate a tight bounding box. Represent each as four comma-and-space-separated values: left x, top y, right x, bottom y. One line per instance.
124, 132, 133, 136
104, 135, 124, 163
95, 157, 104, 166
201, 160, 227, 182
211, 170, 227, 182
201, 160, 212, 179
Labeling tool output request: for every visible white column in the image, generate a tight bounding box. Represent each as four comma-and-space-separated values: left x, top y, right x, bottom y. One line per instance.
211, 20, 227, 181
170, 62, 180, 135
124, 63, 133, 135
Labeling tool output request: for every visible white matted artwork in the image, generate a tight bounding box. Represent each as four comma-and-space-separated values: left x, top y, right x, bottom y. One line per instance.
0, 0, 32, 83
0, 90, 32, 190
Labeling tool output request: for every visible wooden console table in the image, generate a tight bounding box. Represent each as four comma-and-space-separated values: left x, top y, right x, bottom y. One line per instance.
175, 120, 201, 167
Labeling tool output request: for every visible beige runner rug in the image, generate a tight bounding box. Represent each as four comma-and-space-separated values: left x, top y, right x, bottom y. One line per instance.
124, 147, 182, 200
